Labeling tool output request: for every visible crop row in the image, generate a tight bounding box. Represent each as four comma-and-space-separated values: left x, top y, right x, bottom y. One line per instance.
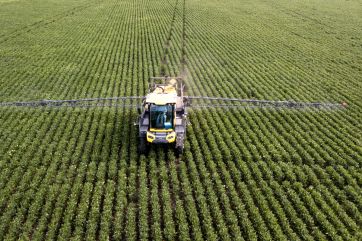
0, 0, 361, 240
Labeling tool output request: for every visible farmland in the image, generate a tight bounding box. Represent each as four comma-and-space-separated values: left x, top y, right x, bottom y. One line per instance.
0, 0, 362, 239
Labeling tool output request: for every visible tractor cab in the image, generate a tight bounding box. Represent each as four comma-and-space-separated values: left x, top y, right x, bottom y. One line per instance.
150, 104, 174, 130
138, 77, 187, 155
144, 84, 178, 144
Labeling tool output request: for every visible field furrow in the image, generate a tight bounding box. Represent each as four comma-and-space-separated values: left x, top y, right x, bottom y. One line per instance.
0, 0, 361, 240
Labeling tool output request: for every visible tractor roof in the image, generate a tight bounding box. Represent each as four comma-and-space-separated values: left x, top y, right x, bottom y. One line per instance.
145, 83, 178, 105
145, 92, 178, 105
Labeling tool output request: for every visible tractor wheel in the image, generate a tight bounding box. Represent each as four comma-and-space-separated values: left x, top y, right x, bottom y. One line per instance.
175, 145, 184, 157
175, 134, 184, 157
138, 137, 148, 154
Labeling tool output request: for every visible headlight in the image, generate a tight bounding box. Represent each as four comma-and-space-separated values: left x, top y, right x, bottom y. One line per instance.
166, 132, 176, 142
147, 132, 155, 142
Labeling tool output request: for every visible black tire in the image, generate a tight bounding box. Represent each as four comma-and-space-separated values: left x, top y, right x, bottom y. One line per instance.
175, 145, 183, 157
138, 137, 148, 154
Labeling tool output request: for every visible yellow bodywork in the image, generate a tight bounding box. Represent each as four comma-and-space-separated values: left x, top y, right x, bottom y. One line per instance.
146, 132, 155, 142
147, 131, 176, 143
149, 128, 173, 132
153, 83, 177, 94
145, 79, 178, 143
145, 79, 178, 105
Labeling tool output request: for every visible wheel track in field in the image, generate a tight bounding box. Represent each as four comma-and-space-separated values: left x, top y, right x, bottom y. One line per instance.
180, 0, 187, 76
157, 0, 187, 77
159, 0, 180, 76
173, 2, 294, 237
115, 0, 177, 239
108, 0, 178, 238
158, 0, 188, 238
131, 0, 187, 238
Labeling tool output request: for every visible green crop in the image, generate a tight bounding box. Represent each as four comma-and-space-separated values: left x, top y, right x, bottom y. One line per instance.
0, 0, 361, 240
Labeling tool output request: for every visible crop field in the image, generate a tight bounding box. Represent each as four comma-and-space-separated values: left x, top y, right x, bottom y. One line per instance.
0, 0, 362, 240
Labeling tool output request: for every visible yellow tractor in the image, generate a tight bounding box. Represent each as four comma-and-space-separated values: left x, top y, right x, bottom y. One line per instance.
137, 77, 187, 155
0, 76, 344, 157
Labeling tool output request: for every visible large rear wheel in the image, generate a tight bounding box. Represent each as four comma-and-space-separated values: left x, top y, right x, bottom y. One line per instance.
138, 137, 148, 154
175, 145, 183, 157
175, 134, 184, 157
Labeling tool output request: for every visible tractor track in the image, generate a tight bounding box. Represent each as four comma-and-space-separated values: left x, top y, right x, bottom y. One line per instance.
159, 0, 180, 76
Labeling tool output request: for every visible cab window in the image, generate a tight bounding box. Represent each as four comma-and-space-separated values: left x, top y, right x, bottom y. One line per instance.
150, 104, 173, 129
